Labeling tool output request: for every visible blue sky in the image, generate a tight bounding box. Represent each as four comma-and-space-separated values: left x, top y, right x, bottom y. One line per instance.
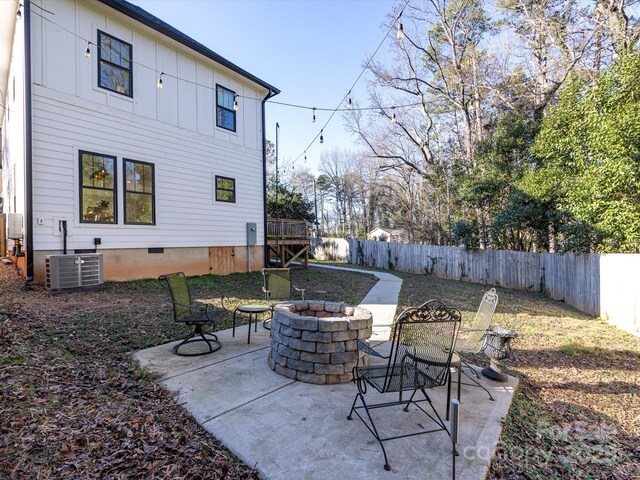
136, 0, 398, 174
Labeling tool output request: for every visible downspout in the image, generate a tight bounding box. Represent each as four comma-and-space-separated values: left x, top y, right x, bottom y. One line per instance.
261, 88, 278, 269
24, 0, 34, 285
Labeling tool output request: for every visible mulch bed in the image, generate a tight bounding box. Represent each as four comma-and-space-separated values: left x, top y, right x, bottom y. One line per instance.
0, 264, 260, 479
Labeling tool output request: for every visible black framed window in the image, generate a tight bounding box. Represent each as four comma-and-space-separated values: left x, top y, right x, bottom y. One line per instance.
215, 176, 236, 203
98, 31, 132, 97
124, 159, 155, 225
216, 85, 236, 131
80, 151, 117, 223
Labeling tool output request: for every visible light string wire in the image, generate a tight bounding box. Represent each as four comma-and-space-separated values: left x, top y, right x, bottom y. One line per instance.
27, 3, 413, 154
291, 0, 411, 164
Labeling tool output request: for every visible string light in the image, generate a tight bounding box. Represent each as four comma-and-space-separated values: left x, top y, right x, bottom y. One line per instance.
392, 109, 397, 123
396, 8, 405, 40
29, 2, 416, 164
304, 152, 307, 162
233, 94, 239, 111
292, 0, 410, 162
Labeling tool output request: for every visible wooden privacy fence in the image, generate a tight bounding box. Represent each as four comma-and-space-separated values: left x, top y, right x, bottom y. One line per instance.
311, 238, 639, 335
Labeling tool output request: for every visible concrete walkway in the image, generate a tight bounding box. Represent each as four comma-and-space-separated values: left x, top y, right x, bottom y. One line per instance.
134, 266, 517, 480
311, 264, 403, 341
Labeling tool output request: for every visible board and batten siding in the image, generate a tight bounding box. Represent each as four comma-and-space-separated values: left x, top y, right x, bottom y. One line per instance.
312, 238, 639, 335
29, 0, 269, 253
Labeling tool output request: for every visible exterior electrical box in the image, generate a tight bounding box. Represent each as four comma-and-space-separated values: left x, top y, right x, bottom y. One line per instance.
246, 222, 257, 245
7, 213, 23, 240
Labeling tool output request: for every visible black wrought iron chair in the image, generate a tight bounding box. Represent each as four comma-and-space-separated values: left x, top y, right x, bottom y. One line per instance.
260, 268, 305, 329
347, 300, 461, 471
159, 272, 226, 356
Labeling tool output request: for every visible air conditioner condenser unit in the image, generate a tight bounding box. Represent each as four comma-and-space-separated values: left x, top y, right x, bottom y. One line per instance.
45, 253, 104, 290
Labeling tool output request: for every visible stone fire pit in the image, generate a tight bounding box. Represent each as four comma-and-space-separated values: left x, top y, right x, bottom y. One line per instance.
268, 301, 373, 384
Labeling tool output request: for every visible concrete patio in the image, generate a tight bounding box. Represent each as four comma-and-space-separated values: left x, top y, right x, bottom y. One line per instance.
134, 267, 517, 479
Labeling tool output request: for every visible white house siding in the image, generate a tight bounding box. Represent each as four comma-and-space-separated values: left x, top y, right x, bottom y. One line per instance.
1, 9, 27, 268
27, 0, 270, 279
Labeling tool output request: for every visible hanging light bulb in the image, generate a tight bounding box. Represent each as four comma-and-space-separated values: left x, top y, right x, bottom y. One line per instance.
319, 130, 324, 144
156, 72, 164, 89
312, 107, 316, 123
233, 95, 239, 111
392, 111, 397, 123
16, 4, 22, 17
84, 41, 91, 58
396, 8, 405, 40
348, 97, 353, 109
304, 152, 307, 162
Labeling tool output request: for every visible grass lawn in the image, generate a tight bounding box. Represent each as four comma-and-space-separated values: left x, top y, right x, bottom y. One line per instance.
0, 265, 375, 479
1, 261, 638, 479
395, 269, 639, 479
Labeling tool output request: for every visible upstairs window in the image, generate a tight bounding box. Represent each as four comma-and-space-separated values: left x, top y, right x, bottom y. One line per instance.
216, 85, 236, 131
80, 151, 117, 223
124, 160, 155, 225
98, 31, 132, 97
215, 176, 236, 203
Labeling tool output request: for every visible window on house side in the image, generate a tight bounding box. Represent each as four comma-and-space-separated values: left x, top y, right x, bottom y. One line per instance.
215, 176, 236, 203
98, 31, 132, 97
80, 151, 117, 223
124, 160, 155, 225
216, 85, 236, 131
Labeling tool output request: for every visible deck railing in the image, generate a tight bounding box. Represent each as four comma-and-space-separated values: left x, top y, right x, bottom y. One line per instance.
267, 219, 309, 240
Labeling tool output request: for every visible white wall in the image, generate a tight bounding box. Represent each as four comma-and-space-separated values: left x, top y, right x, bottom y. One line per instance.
29, 0, 269, 252
600, 254, 640, 336
1, 10, 26, 241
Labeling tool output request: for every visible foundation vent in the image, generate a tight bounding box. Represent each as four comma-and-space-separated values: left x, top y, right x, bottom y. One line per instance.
46, 254, 104, 290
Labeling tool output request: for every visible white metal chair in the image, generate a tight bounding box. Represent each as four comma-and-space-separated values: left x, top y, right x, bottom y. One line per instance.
449, 288, 499, 401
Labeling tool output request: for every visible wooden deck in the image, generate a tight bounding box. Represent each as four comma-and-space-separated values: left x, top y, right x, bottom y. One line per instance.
266, 219, 310, 268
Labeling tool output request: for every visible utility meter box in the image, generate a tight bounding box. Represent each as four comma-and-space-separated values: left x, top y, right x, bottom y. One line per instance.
7, 213, 23, 240
246, 222, 257, 245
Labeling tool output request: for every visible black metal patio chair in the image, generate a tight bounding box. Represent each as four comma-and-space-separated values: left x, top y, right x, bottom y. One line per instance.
159, 272, 226, 356
347, 300, 461, 471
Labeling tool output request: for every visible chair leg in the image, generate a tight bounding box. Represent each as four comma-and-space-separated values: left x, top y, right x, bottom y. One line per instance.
173, 325, 221, 356
347, 391, 391, 471
446, 367, 452, 421
403, 389, 419, 412
459, 362, 494, 401
232, 309, 238, 337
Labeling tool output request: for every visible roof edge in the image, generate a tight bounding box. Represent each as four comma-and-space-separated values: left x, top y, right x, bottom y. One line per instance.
97, 0, 280, 95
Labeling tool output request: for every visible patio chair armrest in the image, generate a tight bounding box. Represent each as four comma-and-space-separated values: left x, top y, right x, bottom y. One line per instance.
262, 287, 271, 302
173, 300, 199, 311
459, 327, 489, 334
201, 302, 228, 324
293, 286, 306, 300
404, 351, 449, 368
357, 340, 388, 359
